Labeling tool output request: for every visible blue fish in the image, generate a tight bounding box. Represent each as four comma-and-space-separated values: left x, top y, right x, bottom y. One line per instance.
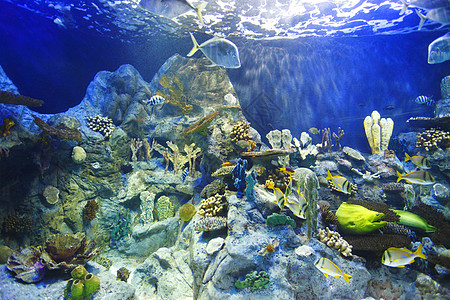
414, 95, 435, 106
182, 167, 189, 181
143, 95, 165, 106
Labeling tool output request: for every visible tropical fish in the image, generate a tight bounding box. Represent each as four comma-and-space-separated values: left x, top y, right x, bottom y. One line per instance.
142, 95, 165, 106
417, 7, 450, 30
314, 257, 352, 283
428, 33, 450, 64
308, 127, 320, 135
400, 0, 450, 14
325, 170, 352, 195
393, 210, 437, 232
222, 160, 237, 167
414, 95, 435, 106
383, 105, 395, 110
265, 179, 308, 219
336, 202, 387, 234
181, 167, 189, 181
280, 167, 295, 174
404, 152, 431, 169
382, 243, 427, 268
187, 33, 241, 69
396, 170, 435, 185
139, 0, 207, 27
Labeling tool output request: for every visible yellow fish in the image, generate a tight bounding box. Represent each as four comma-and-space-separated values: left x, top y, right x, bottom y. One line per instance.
404, 153, 431, 169
382, 243, 426, 268
265, 179, 308, 219
396, 170, 435, 185
314, 257, 352, 282
325, 170, 352, 195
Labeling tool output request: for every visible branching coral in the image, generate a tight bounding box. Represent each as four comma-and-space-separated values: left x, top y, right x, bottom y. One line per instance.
153, 141, 200, 174
0, 90, 44, 106
416, 128, 450, 151
332, 127, 345, 151
130, 138, 143, 162
198, 194, 227, 218
184, 111, 220, 136
157, 74, 193, 115
33, 115, 82, 141
86, 115, 115, 138
317, 227, 352, 257
194, 216, 227, 231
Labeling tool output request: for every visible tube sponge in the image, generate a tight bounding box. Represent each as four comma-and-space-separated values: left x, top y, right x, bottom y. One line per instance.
363, 110, 394, 154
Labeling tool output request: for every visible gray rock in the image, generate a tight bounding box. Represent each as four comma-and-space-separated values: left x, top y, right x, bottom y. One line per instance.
0, 65, 19, 93
433, 183, 450, 204
206, 237, 225, 255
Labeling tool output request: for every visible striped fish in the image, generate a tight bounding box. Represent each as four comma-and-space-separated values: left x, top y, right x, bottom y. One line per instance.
414, 95, 435, 106
325, 170, 352, 195
314, 257, 352, 282
396, 170, 435, 185
181, 167, 189, 182
143, 95, 165, 106
404, 153, 431, 169
265, 179, 308, 219
382, 243, 426, 268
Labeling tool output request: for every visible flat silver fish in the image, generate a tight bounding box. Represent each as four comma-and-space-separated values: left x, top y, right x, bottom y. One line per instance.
417, 7, 450, 29
187, 33, 241, 69
400, 0, 450, 14
139, 0, 207, 26
428, 33, 450, 64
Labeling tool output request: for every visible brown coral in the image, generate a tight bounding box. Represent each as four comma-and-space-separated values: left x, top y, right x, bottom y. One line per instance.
83, 200, 99, 223
317, 227, 352, 257
411, 203, 450, 248
344, 234, 410, 252
198, 194, 227, 218
32, 115, 82, 141
416, 128, 450, 151
0, 90, 44, 107
1, 212, 33, 234
117, 267, 130, 282
319, 205, 339, 225
231, 121, 251, 142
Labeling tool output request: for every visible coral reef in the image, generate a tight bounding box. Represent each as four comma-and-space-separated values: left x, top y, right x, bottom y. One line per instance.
179, 203, 196, 221
266, 213, 296, 228
107, 208, 132, 248
0, 117, 14, 136
130, 138, 143, 162
86, 115, 115, 138
416, 128, 450, 151
319, 204, 339, 225
64, 266, 100, 300
332, 127, 345, 151
157, 74, 193, 115
83, 200, 99, 223
232, 158, 248, 198
344, 234, 410, 252
194, 216, 227, 231
245, 170, 258, 201
153, 141, 200, 174
321, 128, 333, 152
184, 110, 220, 136
317, 227, 352, 257
71, 146, 86, 164
94, 256, 112, 270
198, 194, 227, 218
0, 245, 13, 264
0, 90, 44, 106
381, 182, 405, 193
235, 270, 270, 291
43, 185, 59, 205
155, 196, 175, 221
379, 223, 412, 236
33, 115, 82, 141
363, 110, 394, 154
139, 191, 155, 224
117, 267, 131, 282
200, 179, 226, 199
1, 212, 33, 234
267, 168, 291, 192
211, 165, 235, 177
411, 204, 450, 247
231, 121, 251, 142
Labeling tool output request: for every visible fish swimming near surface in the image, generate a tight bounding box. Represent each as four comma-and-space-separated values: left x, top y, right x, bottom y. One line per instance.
308, 127, 320, 135
143, 95, 165, 106
428, 32, 450, 64
181, 167, 189, 181
404, 152, 431, 169
414, 95, 435, 106
396, 170, 435, 185
400, 0, 450, 14
325, 170, 352, 195
382, 243, 427, 267
314, 257, 352, 282
187, 33, 241, 69
139, 0, 207, 27
417, 7, 450, 30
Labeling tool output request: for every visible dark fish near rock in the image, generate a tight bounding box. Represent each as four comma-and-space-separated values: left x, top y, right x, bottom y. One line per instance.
187, 33, 241, 69
139, 0, 207, 27
428, 33, 450, 64
383, 105, 395, 110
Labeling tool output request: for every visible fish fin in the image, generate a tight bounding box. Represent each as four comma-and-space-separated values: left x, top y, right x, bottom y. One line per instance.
323, 273, 329, 278
195, 2, 207, 28
425, 224, 436, 233
325, 170, 332, 180
205, 63, 219, 68
404, 152, 410, 162
343, 273, 352, 283
416, 10, 426, 30
396, 170, 403, 183
187, 32, 199, 57
415, 243, 427, 259
399, 0, 408, 15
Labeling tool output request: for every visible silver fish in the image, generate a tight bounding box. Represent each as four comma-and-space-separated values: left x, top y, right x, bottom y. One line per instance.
139, 0, 207, 26
187, 33, 241, 69
417, 7, 450, 29
400, 0, 450, 14
428, 33, 450, 64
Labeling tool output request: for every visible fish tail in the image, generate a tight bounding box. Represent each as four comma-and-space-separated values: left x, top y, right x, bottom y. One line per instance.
325, 170, 332, 180
416, 10, 426, 30
343, 273, 352, 283
195, 2, 207, 28
404, 152, 411, 162
187, 32, 199, 57
415, 243, 427, 259
399, 0, 408, 15
396, 170, 403, 183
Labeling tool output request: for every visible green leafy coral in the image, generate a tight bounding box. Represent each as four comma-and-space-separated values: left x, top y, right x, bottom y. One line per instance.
235, 270, 270, 291
158, 74, 193, 115
155, 196, 174, 221
266, 213, 296, 228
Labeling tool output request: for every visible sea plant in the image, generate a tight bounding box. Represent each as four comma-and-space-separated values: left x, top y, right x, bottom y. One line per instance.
158, 74, 193, 115
235, 270, 270, 291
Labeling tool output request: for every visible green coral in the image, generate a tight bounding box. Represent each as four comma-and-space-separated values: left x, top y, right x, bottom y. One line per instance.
155, 196, 175, 221
64, 266, 100, 300
266, 213, 296, 228
158, 74, 193, 115
235, 270, 270, 291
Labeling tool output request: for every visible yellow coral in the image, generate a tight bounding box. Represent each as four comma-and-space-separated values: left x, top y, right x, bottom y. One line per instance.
363, 110, 394, 154
198, 194, 226, 217
317, 227, 352, 257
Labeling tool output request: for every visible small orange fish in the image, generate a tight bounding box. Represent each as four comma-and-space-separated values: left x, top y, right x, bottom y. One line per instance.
134, 118, 147, 122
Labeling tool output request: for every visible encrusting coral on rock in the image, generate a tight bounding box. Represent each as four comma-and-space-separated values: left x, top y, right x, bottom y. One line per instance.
86, 114, 115, 138
416, 128, 450, 151
317, 227, 352, 257
198, 194, 227, 218
194, 216, 227, 232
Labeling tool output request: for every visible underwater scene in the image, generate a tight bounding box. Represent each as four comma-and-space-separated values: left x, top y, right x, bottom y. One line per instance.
0, 0, 450, 299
